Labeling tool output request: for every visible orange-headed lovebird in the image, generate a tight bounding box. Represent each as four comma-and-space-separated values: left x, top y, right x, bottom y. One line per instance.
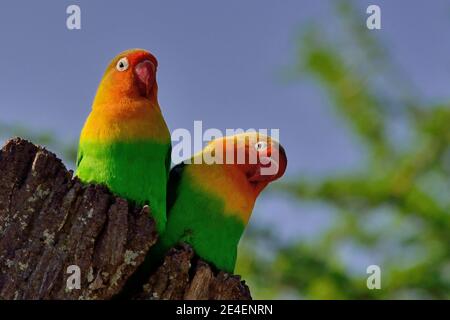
76, 49, 171, 233
156, 133, 287, 273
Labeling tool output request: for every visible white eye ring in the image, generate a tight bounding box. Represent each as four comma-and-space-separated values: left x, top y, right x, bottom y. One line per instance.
116, 57, 129, 72
255, 141, 267, 151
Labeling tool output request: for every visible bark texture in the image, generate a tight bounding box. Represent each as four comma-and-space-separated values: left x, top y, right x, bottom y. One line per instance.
140, 244, 251, 300
0, 138, 251, 300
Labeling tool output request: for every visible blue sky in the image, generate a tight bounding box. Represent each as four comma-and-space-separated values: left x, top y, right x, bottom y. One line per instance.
2, 1, 450, 175
1, 1, 450, 243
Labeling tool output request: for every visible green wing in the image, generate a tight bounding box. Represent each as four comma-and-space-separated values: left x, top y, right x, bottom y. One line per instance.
75, 143, 83, 169
166, 162, 185, 216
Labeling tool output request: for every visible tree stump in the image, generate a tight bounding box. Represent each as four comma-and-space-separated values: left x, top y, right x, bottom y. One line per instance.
0, 138, 251, 300
140, 244, 252, 300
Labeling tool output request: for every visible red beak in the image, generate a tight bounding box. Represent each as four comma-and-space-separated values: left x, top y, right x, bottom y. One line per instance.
134, 60, 156, 98
248, 145, 287, 182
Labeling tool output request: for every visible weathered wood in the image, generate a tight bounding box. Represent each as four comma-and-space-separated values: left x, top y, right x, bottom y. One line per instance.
0, 138, 251, 300
140, 244, 251, 300
0, 138, 158, 299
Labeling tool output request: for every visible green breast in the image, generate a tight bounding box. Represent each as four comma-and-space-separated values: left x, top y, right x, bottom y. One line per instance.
76, 140, 170, 233
161, 167, 245, 273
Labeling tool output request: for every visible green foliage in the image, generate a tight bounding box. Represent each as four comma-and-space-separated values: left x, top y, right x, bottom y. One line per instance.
236, 1, 450, 299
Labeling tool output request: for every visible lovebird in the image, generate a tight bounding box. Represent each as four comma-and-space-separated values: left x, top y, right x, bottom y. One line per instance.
76, 49, 171, 233
158, 133, 287, 273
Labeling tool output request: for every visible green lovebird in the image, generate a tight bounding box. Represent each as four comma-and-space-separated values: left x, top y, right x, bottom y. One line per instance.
75, 49, 171, 233
157, 132, 287, 273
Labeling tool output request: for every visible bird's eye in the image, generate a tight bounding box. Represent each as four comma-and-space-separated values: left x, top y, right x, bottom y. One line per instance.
255, 141, 267, 151
116, 57, 129, 72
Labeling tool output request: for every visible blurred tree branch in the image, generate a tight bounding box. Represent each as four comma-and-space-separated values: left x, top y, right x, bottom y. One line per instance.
237, 0, 450, 299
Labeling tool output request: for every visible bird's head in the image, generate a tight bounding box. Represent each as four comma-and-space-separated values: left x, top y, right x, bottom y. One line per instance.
93, 49, 159, 108
202, 132, 288, 194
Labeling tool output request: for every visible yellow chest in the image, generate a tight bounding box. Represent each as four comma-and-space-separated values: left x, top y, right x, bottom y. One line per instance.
80, 100, 169, 143
187, 164, 256, 224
